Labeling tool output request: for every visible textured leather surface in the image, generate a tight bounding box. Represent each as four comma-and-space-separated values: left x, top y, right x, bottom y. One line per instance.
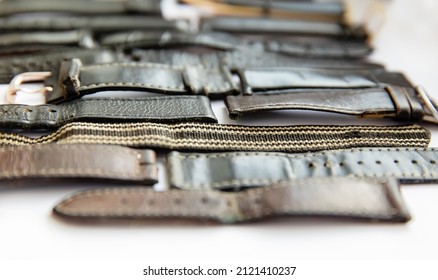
53, 177, 411, 223
0, 16, 181, 32
0, 96, 217, 129
0, 144, 158, 184
0, 48, 120, 84
225, 86, 425, 121
168, 148, 438, 190
0, 0, 161, 16
0, 123, 429, 152
47, 59, 238, 103
132, 49, 383, 70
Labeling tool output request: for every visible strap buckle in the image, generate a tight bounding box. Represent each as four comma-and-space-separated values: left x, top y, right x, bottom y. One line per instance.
416, 86, 438, 124
6, 71, 53, 104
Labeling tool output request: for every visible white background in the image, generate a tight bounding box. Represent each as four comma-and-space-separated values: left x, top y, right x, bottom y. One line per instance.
0, 0, 438, 278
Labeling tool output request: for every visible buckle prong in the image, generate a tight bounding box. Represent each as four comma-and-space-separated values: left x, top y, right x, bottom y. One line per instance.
6, 71, 53, 104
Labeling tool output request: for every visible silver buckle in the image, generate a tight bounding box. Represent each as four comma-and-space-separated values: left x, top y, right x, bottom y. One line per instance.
6, 71, 53, 104
416, 86, 438, 124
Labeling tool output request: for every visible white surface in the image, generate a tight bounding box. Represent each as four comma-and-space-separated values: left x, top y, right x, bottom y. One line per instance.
0, 0, 437, 266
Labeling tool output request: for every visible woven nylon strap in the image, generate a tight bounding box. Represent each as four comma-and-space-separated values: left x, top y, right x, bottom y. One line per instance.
0, 123, 430, 152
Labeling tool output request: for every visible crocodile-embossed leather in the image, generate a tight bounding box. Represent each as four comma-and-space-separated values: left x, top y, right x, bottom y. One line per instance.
53, 177, 411, 223
0, 96, 217, 129
0, 144, 158, 184
168, 148, 438, 190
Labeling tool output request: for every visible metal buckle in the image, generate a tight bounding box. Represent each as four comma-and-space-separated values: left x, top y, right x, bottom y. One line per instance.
416, 86, 438, 124
6, 72, 53, 104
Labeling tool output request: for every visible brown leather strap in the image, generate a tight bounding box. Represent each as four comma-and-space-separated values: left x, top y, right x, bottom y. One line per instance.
53, 177, 411, 223
0, 144, 158, 184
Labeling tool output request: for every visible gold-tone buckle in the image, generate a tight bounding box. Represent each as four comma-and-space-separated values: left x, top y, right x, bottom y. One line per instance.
6, 71, 53, 104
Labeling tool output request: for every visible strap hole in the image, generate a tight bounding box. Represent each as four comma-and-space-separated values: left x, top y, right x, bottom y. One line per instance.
340, 162, 344, 166
394, 160, 399, 164
48, 109, 57, 113
308, 163, 314, 168
375, 160, 382, 164
357, 161, 364, 165
412, 160, 418, 164
431, 160, 436, 164
24, 108, 33, 113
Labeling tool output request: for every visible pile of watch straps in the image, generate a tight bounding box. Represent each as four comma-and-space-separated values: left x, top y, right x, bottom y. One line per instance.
0, 0, 436, 224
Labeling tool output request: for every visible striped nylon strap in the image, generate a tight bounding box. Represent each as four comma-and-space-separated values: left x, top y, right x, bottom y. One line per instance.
0, 122, 430, 152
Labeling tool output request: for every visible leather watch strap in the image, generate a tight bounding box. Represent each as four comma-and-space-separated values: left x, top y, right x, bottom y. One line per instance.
53, 177, 411, 223
0, 96, 217, 129
132, 49, 382, 70
0, 144, 158, 184
168, 148, 438, 191
0, 48, 120, 84
201, 17, 366, 39
225, 85, 433, 123
44, 59, 237, 103
0, 123, 429, 152
0, 16, 182, 32
0, 0, 161, 16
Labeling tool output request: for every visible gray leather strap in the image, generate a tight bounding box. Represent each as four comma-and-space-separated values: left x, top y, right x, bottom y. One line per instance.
0, 16, 182, 32
53, 177, 411, 223
168, 148, 438, 191
0, 144, 157, 184
45, 59, 238, 103
132, 49, 384, 71
0, 0, 161, 16
0, 48, 121, 84
225, 86, 429, 122
0, 96, 217, 129
0, 30, 96, 55
0, 123, 429, 152
201, 17, 366, 39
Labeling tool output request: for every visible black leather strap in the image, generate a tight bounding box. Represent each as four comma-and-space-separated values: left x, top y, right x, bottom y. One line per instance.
44, 59, 238, 103
0, 16, 183, 32
0, 123, 430, 152
0, 48, 121, 84
168, 148, 438, 191
0, 144, 158, 184
53, 177, 411, 223
0, 0, 161, 16
0, 96, 217, 129
225, 85, 432, 123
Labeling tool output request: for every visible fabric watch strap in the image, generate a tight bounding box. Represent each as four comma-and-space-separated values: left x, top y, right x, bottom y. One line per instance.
44, 59, 237, 103
53, 177, 411, 223
0, 123, 429, 152
167, 148, 438, 191
0, 144, 158, 184
0, 96, 217, 129
0, 0, 161, 16
226, 85, 436, 123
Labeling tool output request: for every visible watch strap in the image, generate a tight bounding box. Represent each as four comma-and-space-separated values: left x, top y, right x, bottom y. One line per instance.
46, 59, 238, 103
0, 0, 161, 16
53, 177, 411, 223
0, 144, 157, 184
0, 96, 217, 129
225, 85, 427, 122
0, 48, 121, 84
0, 123, 429, 152
168, 148, 438, 191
